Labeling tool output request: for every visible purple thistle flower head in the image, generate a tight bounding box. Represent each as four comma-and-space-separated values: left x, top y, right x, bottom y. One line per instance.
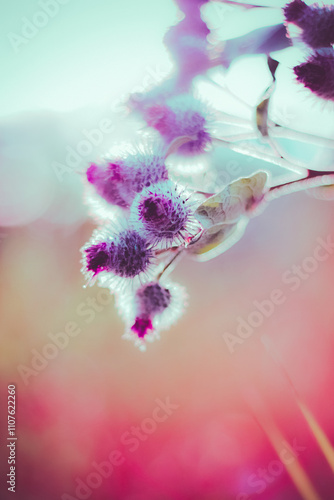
107, 230, 153, 278
283, 0, 308, 23
81, 225, 154, 290
284, 1, 334, 48
144, 95, 212, 155
85, 142, 169, 210
117, 280, 188, 350
294, 50, 334, 101
122, 144, 169, 193
300, 4, 334, 49
145, 105, 173, 136
86, 161, 129, 208
130, 283, 171, 338
131, 181, 199, 245
85, 241, 111, 276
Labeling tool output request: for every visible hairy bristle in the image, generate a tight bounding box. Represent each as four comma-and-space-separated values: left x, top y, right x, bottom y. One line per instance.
85, 242, 110, 275
294, 51, 334, 101
300, 5, 334, 48
284, 1, 334, 49
131, 181, 194, 244
283, 0, 308, 23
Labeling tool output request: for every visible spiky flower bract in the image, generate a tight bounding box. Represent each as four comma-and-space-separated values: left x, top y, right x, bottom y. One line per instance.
144, 95, 212, 155
80, 224, 154, 292
86, 161, 129, 207
85, 142, 169, 210
117, 280, 188, 350
294, 50, 334, 101
283, 0, 308, 23
130, 180, 199, 246
121, 143, 169, 192
284, 0, 334, 49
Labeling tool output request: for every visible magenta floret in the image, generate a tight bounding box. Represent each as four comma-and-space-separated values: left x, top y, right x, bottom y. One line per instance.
294, 50, 334, 101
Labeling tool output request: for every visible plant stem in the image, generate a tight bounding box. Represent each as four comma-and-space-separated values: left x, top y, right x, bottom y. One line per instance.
213, 137, 307, 175
214, 110, 253, 128
266, 169, 334, 201
157, 248, 185, 280
215, 132, 257, 142
271, 125, 334, 150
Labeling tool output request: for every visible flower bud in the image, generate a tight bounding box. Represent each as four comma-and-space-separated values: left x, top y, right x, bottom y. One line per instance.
294, 50, 334, 101
284, 0, 334, 48
85, 143, 168, 209
117, 280, 187, 350
144, 95, 212, 155
130, 181, 199, 245
81, 225, 154, 291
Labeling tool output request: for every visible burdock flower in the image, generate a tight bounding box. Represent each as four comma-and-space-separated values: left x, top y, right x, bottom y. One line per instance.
283, 0, 308, 24
293, 50, 334, 101
84, 141, 169, 218
80, 224, 154, 291
284, 0, 334, 49
86, 161, 129, 208
130, 180, 200, 246
143, 94, 213, 155
116, 280, 187, 350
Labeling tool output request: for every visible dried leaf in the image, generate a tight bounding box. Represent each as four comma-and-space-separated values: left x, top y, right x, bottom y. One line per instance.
194, 171, 268, 228
188, 218, 248, 262
190, 172, 268, 260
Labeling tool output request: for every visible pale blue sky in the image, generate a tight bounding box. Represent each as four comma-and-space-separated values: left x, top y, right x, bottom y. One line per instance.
1, 0, 177, 117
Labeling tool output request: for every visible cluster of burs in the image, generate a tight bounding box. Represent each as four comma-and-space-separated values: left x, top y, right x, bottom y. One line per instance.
80, 0, 334, 350
283, 0, 334, 100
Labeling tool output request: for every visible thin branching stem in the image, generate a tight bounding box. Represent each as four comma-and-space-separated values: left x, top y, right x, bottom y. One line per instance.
271, 125, 334, 150
266, 169, 334, 201
213, 137, 307, 175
